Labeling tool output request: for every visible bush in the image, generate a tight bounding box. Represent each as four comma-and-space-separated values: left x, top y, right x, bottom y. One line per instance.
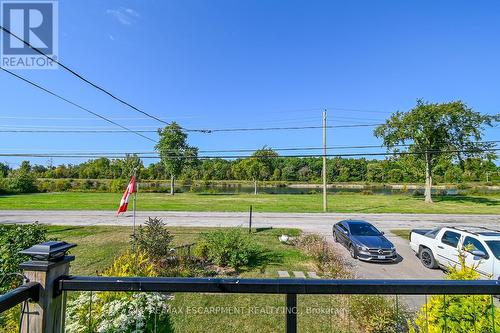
292, 234, 350, 278
110, 179, 127, 193
66, 251, 172, 333
132, 217, 173, 261
101, 250, 158, 277
8, 170, 37, 193
410, 250, 500, 332
54, 179, 72, 192
349, 295, 410, 333
0, 223, 47, 293
0, 224, 47, 331
194, 228, 260, 269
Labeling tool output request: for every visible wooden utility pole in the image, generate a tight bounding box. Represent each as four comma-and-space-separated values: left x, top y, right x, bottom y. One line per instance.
323, 110, 327, 212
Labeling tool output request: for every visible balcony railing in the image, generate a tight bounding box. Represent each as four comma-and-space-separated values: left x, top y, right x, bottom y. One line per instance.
0, 241, 499, 333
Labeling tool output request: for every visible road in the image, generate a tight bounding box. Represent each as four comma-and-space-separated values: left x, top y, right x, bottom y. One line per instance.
0, 210, 498, 232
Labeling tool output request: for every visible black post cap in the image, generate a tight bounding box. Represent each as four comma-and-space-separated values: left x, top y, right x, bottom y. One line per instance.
19, 241, 76, 262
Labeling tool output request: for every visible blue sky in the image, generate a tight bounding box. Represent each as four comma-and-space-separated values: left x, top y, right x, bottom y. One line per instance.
1, 0, 499, 167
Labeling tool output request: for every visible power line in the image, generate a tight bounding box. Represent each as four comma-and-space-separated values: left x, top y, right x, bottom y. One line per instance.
0, 148, 497, 160
0, 25, 172, 127
3, 141, 497, 155
0, 123, 384, 134
0, 68, 157, 143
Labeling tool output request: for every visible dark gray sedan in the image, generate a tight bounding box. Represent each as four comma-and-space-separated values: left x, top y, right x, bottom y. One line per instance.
333, 220, 397, 262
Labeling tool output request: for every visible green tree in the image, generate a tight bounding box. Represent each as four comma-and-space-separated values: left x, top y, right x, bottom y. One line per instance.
120, 154, 144, 179
10, 161, 37, 193
249, 147, 278, 194
156, 122, 198, 195
375, 100, 498, 203
0, 162, 10, 178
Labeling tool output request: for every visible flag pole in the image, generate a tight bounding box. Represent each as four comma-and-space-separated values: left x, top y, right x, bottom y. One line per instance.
133, 168, 137, 239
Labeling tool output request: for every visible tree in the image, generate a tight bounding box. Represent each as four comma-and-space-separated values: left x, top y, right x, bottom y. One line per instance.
156, 122, 198, 195
0, 162, 10, 178
374, 100, 498, 203
249, 147, 278, 194
120, 154, 144, 179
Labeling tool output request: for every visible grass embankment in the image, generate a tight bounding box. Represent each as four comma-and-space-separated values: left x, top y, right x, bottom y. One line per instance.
390, 229, 411, 239
2, 192, 499, 214
52, 225, 350, 332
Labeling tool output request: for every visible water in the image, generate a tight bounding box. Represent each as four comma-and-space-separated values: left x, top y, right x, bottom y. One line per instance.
138, 182, 497, 196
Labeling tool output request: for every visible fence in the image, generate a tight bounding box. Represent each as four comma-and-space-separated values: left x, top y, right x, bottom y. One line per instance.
0, 241, 499, 332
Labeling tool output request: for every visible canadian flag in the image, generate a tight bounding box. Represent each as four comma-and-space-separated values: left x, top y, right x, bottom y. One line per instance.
117, 176, 136, 215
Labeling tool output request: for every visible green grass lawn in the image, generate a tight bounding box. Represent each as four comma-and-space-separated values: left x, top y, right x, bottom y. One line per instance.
390, 229, 411, 239
48, 225, 307, 276
1, 191, 499, 214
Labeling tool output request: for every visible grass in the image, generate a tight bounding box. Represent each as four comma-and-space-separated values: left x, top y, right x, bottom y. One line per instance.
54, 225, 359, 332
390, 229, 411, 239
1, 191, 499, 214
47, 225, 307, 276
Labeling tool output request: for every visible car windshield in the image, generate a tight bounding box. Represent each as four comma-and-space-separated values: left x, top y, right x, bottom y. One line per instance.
349, 223, 381, 236
485, 241, 500, 260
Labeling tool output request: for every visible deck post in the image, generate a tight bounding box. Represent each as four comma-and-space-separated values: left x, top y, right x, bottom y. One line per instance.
286, 293, 297, 333
18, 241, 76, 333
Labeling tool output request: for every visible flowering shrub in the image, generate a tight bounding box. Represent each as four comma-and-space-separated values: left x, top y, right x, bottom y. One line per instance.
66, 292, 172, 333
65, 250, 172, 333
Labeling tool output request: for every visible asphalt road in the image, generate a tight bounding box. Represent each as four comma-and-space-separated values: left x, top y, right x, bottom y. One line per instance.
0, 210, 498, 232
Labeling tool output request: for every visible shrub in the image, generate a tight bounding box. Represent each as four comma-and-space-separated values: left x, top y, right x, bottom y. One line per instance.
8, 170, 37, 193
110, 179, 127, 193
292, 234, 350, 278
0, 223, 47, 331
0, 223, 47, 293
66, 251, 172, 333
410, 250, 500, 332
54, 179, 72, 192
349, 295, 410, 333
132, 217, 173, 261
195, 228, 260, 269
102, 250, 158, 277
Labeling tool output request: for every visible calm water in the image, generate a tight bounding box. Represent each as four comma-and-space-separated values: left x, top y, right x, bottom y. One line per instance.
139, 182, 497, 196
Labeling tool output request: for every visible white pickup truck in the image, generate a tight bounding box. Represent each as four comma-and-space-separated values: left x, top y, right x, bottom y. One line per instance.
410, 226, 500, 280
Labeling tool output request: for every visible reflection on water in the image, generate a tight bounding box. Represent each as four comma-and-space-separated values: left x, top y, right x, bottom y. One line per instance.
138, 182, 497, 196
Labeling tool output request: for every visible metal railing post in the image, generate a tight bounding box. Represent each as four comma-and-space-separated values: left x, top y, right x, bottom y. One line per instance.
286, 293, 297, 333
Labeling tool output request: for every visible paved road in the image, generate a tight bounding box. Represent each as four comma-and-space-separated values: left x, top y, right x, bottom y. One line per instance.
0, 210, 498, 233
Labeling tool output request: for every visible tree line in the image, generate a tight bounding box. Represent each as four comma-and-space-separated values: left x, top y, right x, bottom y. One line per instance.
1, 100, 499, 202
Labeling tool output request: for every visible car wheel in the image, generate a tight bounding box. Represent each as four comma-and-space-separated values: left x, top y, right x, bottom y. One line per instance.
349, 245, 357, 259
419, 247, 438, 269
333, 230, 339, 243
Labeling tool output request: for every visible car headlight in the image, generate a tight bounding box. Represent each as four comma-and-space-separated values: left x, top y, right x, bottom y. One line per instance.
356, 245, 369, 251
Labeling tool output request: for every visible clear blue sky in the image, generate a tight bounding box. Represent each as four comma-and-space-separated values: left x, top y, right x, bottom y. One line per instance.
1, 0, 499, 167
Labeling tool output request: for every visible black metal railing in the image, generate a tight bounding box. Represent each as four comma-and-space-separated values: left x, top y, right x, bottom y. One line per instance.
0, 282, 40, 313
57, 277, 500, 333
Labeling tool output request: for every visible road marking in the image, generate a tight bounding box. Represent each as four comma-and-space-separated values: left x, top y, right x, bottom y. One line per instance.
307, 272, 320, 279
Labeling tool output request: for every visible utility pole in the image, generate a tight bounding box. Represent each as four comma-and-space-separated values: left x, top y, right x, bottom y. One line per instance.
323, 110, 328, 212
